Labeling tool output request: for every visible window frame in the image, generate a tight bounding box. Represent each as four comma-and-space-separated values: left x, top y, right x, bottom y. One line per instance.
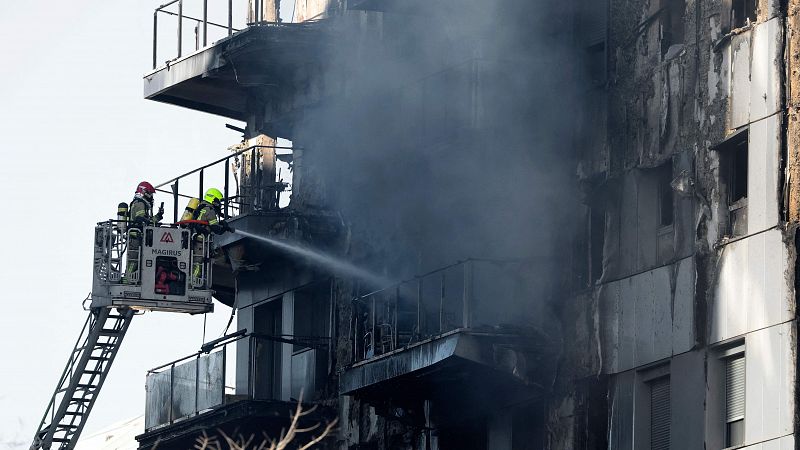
721, 345, 745, 449
715, 128, 749, 238
660, 0, 685, 57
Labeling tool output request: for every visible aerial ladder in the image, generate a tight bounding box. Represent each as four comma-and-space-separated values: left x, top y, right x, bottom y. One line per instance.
31, 219, 216, 450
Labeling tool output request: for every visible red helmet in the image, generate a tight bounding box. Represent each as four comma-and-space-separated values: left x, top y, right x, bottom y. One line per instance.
136, 181, 156, 196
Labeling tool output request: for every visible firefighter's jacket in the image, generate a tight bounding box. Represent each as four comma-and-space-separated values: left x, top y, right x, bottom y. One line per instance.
194, 200, 221, 234
129, 196, 161, 229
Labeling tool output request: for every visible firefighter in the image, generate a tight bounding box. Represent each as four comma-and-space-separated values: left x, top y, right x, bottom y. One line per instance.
190, 188, 232, 287
124, 181, 163, 283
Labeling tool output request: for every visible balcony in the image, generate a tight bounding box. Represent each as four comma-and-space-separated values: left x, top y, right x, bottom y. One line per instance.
154, 142, 343, 302
145, 0, 328, 131
341, 259, 559, 409
138, 329, 332, 450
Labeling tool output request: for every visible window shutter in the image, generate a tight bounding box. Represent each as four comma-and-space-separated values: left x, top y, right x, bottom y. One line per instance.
726, 356, 745, 421
650, 377, 671, 450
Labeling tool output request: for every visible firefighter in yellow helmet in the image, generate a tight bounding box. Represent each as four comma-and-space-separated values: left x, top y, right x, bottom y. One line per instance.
190, 188, 233, 287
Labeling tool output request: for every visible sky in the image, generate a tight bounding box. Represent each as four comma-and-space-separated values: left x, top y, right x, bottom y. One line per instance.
0, 1, 293, 447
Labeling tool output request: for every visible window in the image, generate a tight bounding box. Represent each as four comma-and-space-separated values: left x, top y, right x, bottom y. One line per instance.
661, 0, 685, 57
650, 377, 671, 450
718, 130, 749, 237
725, 354, 745, 447
731, 0, 757, 29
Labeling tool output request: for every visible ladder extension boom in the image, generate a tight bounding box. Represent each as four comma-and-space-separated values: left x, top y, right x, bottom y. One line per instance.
30, 308, 134, 450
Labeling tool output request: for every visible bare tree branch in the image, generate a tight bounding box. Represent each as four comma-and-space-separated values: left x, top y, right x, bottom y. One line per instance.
297, 419, 338, 450
197, 394, 334, 450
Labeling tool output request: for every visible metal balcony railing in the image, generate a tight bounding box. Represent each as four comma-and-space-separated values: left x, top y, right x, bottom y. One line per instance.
152, 0, 287, 69
145, 279, 334, 431
144, 331, 242, 431
351, 259, 539, 364
154, 144, 293, 223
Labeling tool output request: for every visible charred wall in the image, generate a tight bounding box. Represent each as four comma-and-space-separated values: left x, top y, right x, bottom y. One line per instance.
566, 0, 798, 448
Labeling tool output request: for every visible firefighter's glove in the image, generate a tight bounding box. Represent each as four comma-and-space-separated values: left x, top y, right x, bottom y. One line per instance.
222, 221, 235, 233
210, 223, 225, 235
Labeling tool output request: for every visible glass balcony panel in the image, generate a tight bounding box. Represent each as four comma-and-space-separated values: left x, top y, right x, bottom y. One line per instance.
145, 369, 172, 429
197, 350, 225, 411
171, 359, 198, 421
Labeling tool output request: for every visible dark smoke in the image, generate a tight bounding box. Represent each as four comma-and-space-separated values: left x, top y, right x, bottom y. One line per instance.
293, 0, 581, 317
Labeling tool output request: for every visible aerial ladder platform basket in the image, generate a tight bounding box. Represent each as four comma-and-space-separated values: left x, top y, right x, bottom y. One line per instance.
31, 220, 215, 450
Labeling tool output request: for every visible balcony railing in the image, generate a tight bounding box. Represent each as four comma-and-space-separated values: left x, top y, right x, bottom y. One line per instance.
145, 279, 334, 431
144, 331, 238, 431
152, 0, 290, 69
351, 259, 540, 363
153, 144, 293, 223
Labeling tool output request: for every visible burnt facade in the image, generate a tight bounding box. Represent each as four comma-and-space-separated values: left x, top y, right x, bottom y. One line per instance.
134, 0, 800, 449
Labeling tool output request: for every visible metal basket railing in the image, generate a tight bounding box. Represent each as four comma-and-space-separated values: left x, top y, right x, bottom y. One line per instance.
352, 258, 540, 363
154, 144, 294, 223
152, 0, 290, 69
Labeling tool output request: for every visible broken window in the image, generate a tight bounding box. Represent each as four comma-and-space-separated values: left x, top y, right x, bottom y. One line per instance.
718, 129, 749, 237
660, 0, 685, 57
731, 0, 757, 29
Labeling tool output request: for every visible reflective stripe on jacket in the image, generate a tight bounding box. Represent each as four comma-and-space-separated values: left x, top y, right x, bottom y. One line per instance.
129, 197, 156, 226
195, 201, 219, 226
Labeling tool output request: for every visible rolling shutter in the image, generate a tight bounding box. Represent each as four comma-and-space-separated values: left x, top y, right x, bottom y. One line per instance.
726, 355, 745, 422
725, 354, 745, 446
650, 377, 670, 450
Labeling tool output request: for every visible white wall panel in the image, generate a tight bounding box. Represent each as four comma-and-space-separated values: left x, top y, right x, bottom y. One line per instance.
711, 229, 791, 343
601, 257, 695, 373
730, 31, 752, 129
618, 277, 635, 372
634, 273, 657, 366
740, 434, 794, 450
744, 323, 794, 445
747, 115, 781, 231
608, 372, 635, 450
728, 17, 782, 130
672, 259, 695, 353
749, 17, 782, 122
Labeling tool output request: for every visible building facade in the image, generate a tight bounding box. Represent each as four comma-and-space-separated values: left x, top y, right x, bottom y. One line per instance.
134, 0, 800, 449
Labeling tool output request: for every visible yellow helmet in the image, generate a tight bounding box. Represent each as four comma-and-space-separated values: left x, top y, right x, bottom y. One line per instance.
204, 188, 223, 204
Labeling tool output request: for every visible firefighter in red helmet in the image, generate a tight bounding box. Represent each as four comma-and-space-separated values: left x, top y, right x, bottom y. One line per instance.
124, 181, 164, 283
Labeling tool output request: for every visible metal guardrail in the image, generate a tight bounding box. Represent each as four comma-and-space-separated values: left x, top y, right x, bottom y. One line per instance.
352, 259, 536, 363
144, 332, 333, 431
152, 0, 282, 69
144, 278, 334, 431
154, 144, 294, 223
144, 331, 240, 431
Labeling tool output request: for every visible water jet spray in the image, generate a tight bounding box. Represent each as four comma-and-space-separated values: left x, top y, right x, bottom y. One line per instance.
232, 230, 393, 288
